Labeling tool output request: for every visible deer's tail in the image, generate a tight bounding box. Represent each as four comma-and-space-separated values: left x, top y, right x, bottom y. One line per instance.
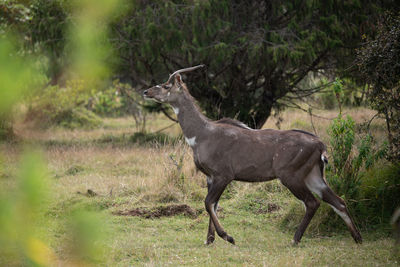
319, 150, 328, 181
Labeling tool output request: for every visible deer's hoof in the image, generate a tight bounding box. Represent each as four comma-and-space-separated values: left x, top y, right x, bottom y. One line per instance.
226, 235, 235, 245
205, 235, 215, 245
291, 239, 299, 246
353, 232, 363, 244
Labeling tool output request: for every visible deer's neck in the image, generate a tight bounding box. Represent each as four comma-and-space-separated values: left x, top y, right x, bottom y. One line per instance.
171, 92, 210, 140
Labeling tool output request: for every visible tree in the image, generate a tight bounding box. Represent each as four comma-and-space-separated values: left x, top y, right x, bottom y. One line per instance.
357, 13, 400, 162
0, 0, 69, 85
111, 0, 398, 128
28, 0, 69, 85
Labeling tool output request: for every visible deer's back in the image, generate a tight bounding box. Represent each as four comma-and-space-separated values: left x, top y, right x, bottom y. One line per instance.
193, 124, 326, 180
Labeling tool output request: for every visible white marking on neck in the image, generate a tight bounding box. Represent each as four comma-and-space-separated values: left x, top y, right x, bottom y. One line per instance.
185, 136, 196, 147
172, 106, 179, 115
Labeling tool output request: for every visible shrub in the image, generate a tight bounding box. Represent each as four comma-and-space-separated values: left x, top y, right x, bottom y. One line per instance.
90, 81, 148, 131
325, 79, 387, 202
27, 80, 102, 129
91, 89, 123, 117
358, 163, 400, 226
53, 107, 101, 129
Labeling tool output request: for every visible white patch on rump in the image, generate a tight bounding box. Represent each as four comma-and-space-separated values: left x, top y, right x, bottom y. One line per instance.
185, 136, 196, 147
172, 106, 179, 115
304, 165, 327, 198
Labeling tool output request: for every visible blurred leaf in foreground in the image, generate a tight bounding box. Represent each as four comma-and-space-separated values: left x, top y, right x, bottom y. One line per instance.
0, 150, 55, 266
68, 0, 126, 84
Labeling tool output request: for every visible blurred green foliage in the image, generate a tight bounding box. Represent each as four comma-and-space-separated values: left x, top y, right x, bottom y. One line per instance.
0, 0, 123, 265
0, 150, 54, 265
68, 0, 123, 84
0, 37, 29, 114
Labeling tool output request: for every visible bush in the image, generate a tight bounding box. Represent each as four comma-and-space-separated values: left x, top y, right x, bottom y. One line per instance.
27, 80, 102, 129
54, 107, 102, 129
90, 81, 148, 131
91, 89, 123, 117
358, 163, 400, 226
325, 79, 387, 202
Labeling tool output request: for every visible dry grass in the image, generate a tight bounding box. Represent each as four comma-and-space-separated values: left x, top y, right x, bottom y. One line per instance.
1, 108, 398, 266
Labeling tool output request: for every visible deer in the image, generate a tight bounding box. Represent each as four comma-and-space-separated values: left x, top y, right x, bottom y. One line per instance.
143, 65, 362, 245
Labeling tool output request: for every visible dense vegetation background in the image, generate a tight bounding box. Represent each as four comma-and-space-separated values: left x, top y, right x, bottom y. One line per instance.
0, 0, 399, 265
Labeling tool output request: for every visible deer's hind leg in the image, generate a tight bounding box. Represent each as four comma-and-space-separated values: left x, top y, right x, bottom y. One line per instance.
305, 165, 362, 243
281, 177, 320, 244
320, 186, 362, 243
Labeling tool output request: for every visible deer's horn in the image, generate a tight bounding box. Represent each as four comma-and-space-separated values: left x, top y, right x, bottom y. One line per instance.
167, 64, 205, 83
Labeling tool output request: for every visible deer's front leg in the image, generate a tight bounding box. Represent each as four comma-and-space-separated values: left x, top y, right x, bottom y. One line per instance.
205, 176, 234, 245
206, 202, 219, 245
206, 176, 217, 245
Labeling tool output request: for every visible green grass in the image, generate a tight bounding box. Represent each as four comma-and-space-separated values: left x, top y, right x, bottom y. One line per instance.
1, 111, 398, 266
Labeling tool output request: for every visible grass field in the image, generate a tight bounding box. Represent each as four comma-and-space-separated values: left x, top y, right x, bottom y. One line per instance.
1, 108, 398, 266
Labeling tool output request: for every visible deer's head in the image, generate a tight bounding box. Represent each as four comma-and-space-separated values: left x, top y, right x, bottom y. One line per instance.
143, 65, 205, 104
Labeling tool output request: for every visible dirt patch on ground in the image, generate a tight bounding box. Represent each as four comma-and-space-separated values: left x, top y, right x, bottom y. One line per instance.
113, 204, 202, 219
254, 203, 281, 214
